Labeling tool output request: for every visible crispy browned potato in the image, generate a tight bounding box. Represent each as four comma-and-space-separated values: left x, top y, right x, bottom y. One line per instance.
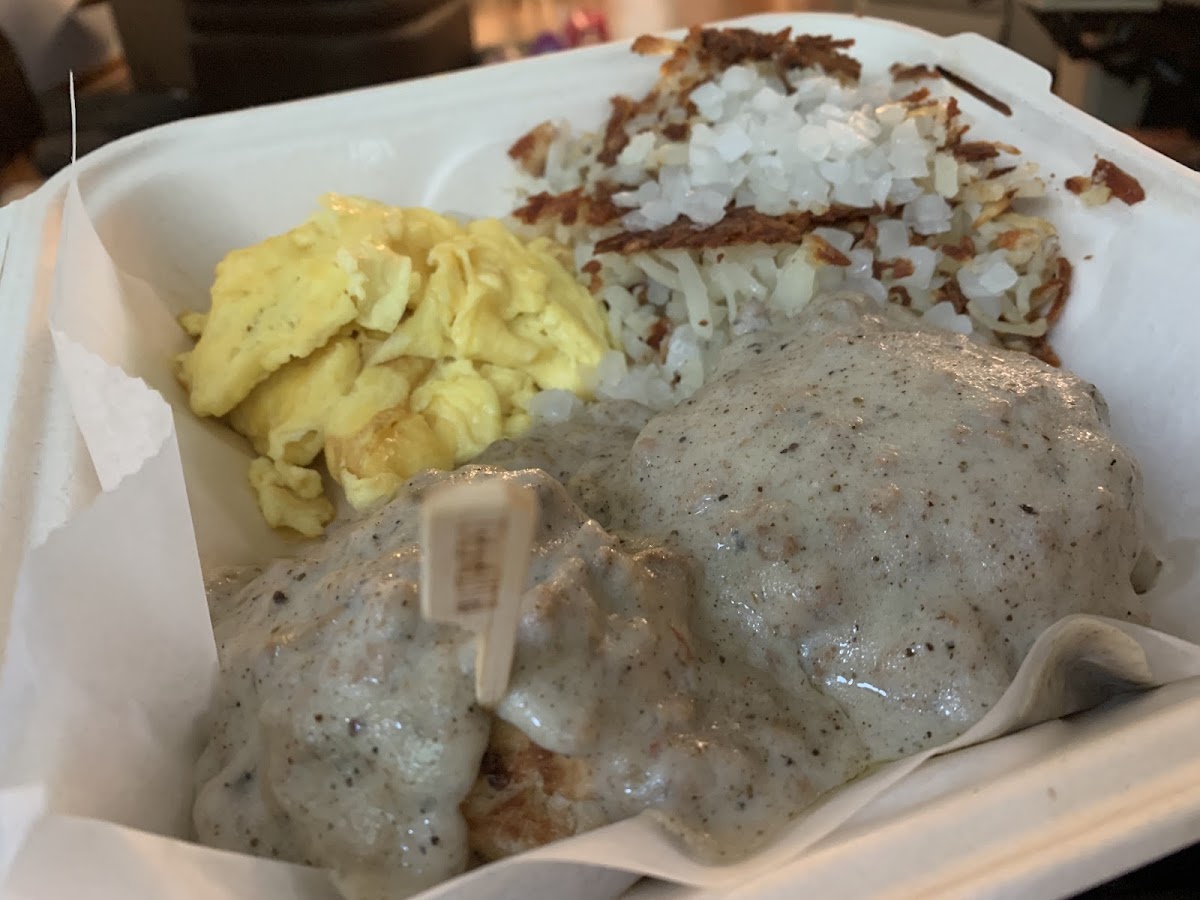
462, 719, 609, 861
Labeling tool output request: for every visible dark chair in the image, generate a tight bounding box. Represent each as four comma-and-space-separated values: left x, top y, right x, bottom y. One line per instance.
184, 0, 477, 112
0, 29, 45, 170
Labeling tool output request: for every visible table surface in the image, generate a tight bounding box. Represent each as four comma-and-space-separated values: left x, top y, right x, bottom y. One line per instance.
1076, 841, 1200, 897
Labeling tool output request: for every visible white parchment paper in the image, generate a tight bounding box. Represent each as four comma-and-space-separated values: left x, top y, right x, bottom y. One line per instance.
3, 113, 1200, 899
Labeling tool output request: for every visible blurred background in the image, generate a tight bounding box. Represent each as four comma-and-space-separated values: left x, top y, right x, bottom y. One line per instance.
1, 0, 1199, 206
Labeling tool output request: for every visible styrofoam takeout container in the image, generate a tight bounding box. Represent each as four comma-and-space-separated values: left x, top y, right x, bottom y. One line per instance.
3, 12, 1200, 899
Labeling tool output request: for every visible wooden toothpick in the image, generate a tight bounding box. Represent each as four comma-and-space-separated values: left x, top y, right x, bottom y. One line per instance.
420, 479, 538, 706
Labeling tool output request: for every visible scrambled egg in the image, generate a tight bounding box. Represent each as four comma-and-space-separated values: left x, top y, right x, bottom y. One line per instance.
178, 195, 610, 536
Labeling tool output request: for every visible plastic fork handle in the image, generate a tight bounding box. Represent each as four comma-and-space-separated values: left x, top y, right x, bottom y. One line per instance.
940, 32, 1053, 98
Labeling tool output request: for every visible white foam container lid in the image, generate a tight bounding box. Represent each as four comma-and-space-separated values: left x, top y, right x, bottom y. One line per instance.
3, 13, 1200, 899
